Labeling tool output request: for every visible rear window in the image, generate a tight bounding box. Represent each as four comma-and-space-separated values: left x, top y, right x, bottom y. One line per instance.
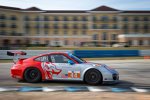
34, 56, 49, 62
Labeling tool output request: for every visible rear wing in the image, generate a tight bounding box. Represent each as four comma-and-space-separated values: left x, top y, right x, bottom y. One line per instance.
7, 51, 26, 56
7, 51, 27, 63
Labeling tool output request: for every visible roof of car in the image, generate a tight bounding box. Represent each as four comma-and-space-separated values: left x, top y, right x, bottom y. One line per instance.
26, 52, 70, 61
37, 52, 70, 57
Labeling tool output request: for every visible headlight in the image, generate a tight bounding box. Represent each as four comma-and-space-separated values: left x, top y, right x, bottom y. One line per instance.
92, 64, 101, 67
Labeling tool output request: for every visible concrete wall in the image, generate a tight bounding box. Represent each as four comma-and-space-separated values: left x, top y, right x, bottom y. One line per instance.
139, 50, 150, 56
0, 50, 72, 59
0, 50, 150, 59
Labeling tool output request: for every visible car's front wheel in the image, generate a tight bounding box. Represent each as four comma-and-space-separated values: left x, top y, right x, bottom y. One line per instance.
24, 67, 41, 83
84, 69, 102, 85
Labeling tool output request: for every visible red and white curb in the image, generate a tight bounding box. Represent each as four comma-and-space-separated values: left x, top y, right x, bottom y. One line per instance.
0, 86, 149, 93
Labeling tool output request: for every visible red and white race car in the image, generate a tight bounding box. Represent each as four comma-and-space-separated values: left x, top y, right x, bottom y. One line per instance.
7, 51, 119, 85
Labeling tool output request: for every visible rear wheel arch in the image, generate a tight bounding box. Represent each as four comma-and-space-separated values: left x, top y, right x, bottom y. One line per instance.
23, 67, 42, 83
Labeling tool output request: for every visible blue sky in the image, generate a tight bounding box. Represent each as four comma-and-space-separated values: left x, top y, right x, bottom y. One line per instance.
0, 0, 150, 10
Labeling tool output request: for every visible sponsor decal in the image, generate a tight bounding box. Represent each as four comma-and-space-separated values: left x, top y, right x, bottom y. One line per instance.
61, 73, 68, 78
41, 62, 62, 79
68, 71, 80, 78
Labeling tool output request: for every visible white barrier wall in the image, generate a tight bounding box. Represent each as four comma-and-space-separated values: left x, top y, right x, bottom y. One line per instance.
0, 50, 72, 59
139, 50, 150, 56
0, 50, 150, 59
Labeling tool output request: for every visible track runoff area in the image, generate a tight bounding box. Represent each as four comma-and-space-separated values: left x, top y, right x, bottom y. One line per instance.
0, 59, 150, 93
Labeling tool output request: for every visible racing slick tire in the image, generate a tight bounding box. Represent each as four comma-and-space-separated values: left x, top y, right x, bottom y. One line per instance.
84, 69, 102, 85
24, 67, 42, 83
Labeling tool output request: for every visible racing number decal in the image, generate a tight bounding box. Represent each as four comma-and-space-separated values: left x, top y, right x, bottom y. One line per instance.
68, 71, 80, 78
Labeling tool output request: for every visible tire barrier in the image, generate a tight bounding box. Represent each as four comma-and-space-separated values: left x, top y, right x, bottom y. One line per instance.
0, 86, 149, 93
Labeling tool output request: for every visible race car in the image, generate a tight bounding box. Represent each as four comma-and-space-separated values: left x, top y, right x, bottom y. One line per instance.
7, 51, 119, 85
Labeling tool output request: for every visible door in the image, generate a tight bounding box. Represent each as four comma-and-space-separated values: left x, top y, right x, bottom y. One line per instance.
48, 54, 81, 80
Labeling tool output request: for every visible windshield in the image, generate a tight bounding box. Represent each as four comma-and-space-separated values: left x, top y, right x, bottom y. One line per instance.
69, 54, 85, 64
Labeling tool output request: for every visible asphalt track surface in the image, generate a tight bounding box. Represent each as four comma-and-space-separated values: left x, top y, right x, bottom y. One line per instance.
0, 59, 150, 88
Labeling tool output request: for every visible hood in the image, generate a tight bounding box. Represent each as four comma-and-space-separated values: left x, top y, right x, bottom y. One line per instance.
81, 62, 105, 67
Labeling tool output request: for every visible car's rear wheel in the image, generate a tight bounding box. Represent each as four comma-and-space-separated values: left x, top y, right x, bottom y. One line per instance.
84, 69, 102, 85
24, 67, 41, 83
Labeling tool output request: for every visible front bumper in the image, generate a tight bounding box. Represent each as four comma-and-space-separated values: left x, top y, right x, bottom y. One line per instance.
103, 73, 119, 84
112, 73, 119, 81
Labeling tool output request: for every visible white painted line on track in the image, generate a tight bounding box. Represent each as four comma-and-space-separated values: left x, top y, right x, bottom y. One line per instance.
131, 87, 148, 93
87, 87, 107, 92
0, 88, 7, 92
42, 87, 57, 92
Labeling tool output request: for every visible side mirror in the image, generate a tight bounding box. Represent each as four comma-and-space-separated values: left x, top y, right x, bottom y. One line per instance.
68, 60, 75, 65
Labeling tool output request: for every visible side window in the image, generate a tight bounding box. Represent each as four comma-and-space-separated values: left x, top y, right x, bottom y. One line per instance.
49, 54, 70, 63
35, 56, 49, 62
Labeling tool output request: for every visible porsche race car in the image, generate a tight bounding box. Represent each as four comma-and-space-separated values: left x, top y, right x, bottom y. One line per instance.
7, 51, 119, 85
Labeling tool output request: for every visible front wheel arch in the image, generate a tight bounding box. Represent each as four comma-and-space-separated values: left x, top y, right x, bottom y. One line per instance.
84, 68, 103, 85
